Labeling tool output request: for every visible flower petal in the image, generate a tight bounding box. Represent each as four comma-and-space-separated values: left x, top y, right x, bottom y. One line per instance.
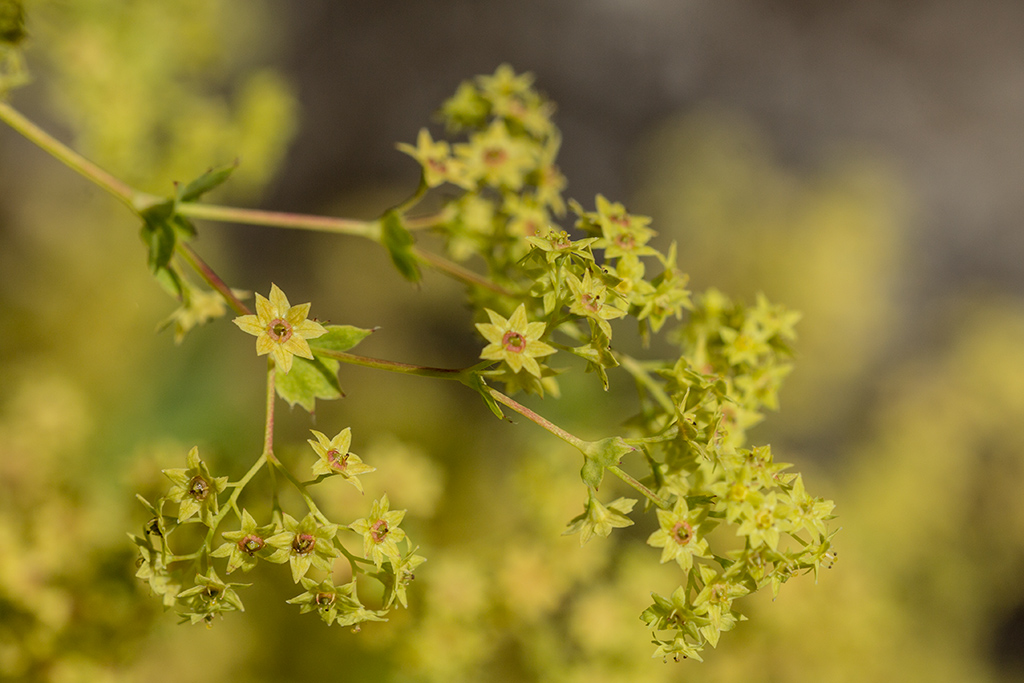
268, 284, 291, 313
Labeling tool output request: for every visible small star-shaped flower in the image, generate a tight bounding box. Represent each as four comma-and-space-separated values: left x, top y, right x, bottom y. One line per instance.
396, 128, 470, 189
349, 494, 407, 569
232, 284, 327, 374
476, 304, 555, 378
307, 428, 376, 492
647, 498, 711, 571
162, 446, 228, 525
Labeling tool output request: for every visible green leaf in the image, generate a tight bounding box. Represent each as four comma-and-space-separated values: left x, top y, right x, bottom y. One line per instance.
379, 209, 421, 283
580, 436, 635, 489
460, 373, 504, 419
139, 202, 176, 273
308, 325, 375, 353
170, 214, 197, 240
275, 355, 343, 412
153, 264, 185, 299
176, 162, 238, 203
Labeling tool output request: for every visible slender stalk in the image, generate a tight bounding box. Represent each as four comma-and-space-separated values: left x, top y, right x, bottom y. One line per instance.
483, 385, 669, 508
0, 100, 140, 210
1, 102, 516, 300
264, 363, 278, 461
176, 202, 377, 239
404, 212, 446, 230
412, 247, 515, 296
314, 348, 467, 380
608, 465, 669, 509
483, 385, 588, 450
175, 243, 251, 315
617, 354, 675, 415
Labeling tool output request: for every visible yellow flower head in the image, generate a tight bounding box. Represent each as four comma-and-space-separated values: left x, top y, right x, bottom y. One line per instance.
232, 283, 327, 373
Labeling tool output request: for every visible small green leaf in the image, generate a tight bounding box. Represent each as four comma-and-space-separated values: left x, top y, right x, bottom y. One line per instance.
275, 355, 343, 412
580, 436, 635, 489
308, 325, 375, 353
379, 209, 421, 283
153, 265, 185, 299
170, 214, 197, 240
460, 373, 504, 419
176, 162, 238, 203
139, 201, 177, 273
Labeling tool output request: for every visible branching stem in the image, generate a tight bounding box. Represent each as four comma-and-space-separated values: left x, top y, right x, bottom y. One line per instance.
0, 101, 139, 210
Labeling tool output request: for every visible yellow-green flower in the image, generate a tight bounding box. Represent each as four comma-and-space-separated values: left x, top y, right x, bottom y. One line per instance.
567, 269, 627, 338
647, 498, 711, 571
307, 428, 375, 492
476, 303, 555, 377
396, 128, 470, 189
349, 494, 407, 568
563, 492, 636, 546
232, 283, 327, 373
455, 120, 536, 190
265, 512, 340, 583
162, 446, 228, 525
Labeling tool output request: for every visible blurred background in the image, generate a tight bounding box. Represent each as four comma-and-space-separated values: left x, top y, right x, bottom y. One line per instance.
2, 0, 1024, 681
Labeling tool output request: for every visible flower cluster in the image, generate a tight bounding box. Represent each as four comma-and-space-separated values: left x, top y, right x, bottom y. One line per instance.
394, 66, 837, 661
124, 65, 834, 662
132, 425, 421, 630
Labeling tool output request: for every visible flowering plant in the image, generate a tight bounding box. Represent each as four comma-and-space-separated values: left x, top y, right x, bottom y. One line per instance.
0, 6, 835, 662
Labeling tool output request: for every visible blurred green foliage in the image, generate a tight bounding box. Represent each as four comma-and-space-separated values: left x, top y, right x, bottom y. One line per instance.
2, 3, 1024, 682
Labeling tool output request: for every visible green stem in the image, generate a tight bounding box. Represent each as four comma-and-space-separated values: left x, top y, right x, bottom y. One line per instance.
271, 458, 324, 521
617, 354, 675, 415
0, 102, 517, 301
483, 385, 588, 450
176, 202, 377, 239
608, 465, 669, 509
483, 385, 669, 509
411, 247, 515, 296
404, 211, 446, 231
175, 243, 251, 315
0, 100, 145, 212
263, 360, 282, 513
264, 363, 277, 458
314, 348, 469, 380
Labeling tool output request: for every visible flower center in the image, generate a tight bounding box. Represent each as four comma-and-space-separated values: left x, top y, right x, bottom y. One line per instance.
755, 509, 773, 530
292, 533, 316, 555
551, 231, 571, 250
239, 535, 265, 555
581, 293, 601, 313
267, 318, 293, 343
370, 519, 390, 543
614, 232, 636, 250
327, 449, 348, 471
670, 520, 693, 545
502, 330, 526, 353
728, 483, 748, 502
188, 476, 210, 501
483, 147, 508, 166
316, 592, 336, 607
